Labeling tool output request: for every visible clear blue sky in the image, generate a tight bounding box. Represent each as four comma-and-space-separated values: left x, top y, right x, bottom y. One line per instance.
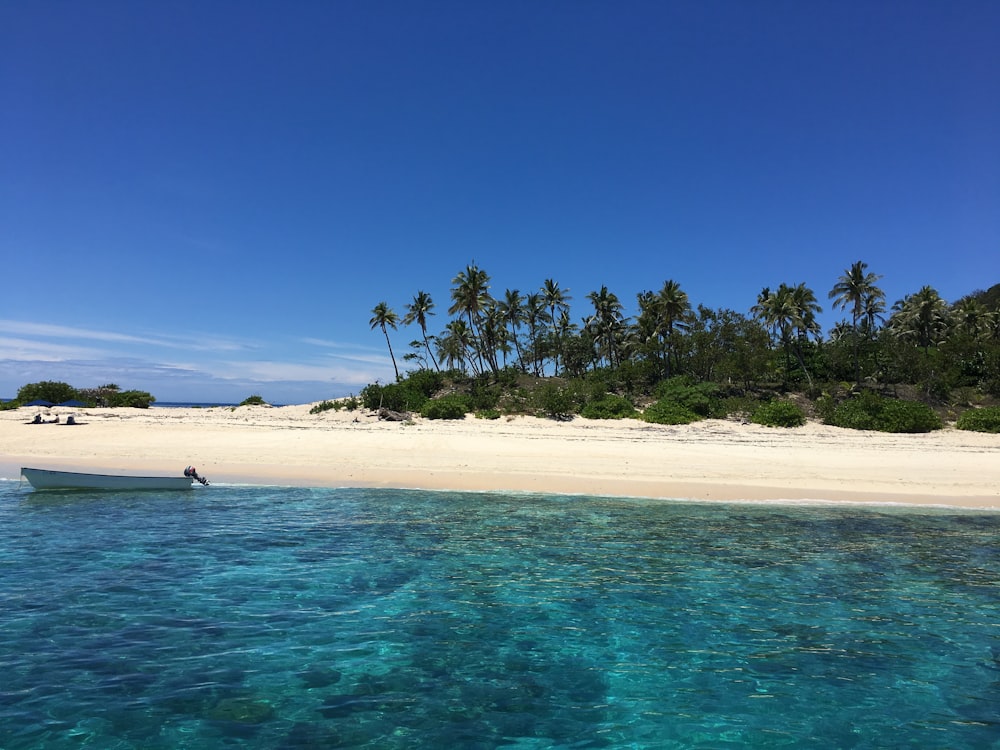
2, 1, 998, 403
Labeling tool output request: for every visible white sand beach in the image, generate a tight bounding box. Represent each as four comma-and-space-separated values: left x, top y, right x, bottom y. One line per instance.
2, 404, 998, 508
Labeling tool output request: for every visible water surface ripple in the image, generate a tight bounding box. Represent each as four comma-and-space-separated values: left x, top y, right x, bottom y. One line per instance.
1, 486, 998, 748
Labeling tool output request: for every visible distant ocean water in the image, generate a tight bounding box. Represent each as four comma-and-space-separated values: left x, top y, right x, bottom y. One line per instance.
1, 486, 998, 749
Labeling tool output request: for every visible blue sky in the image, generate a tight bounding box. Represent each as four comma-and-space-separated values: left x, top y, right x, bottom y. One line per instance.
2, 1, 998, 404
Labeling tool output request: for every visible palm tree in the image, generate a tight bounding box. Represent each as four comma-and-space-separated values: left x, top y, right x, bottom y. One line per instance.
829, 261, 884, 383
541, 278, 571, 374
524, 292, 550, 376
369, 301, 400, 381
449, 264, 493, 374
586, 286, 626, 368
437, 319, 478, 374
403, 290, 439, 371
636, 280, 691, 378
478, 299, 505, 372
657, 279, 691, 377
951, 297, 994, 342
790, 283, 822, 341
889, 286, 950, 352
753, 283, 821, 387
498, 289, 527, 371
862, 292, 887, 337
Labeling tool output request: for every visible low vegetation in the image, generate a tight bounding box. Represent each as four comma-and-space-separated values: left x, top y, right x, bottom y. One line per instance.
309, 396, 360, 414
956, 406, 1000, 433
344, 365, 985, 434
421, 393, 471, 420
579, 394, 636, 420
641, 399, 702, 425
5, 381, 155, 409
751, 400, 806, 428
818, 391, 942, 433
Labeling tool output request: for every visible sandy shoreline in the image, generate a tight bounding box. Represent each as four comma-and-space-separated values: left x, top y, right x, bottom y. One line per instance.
2, 403, 998, 508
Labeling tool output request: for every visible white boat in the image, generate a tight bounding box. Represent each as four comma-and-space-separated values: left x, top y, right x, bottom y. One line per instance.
20, 467, 196, 491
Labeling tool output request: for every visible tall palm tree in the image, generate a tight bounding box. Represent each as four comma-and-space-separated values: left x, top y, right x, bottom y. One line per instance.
369, 301, 400, 381
657, 279, 691, 377
478, 299, 505, 372
524, 292, 549, 376
951, 297, 994, 342
403, 290, 439, 371
541, 278, 571, 374
889, 286, 951, 352
862, 293, 887, 337
449, 264, 493, 374
790, 283, 822, 341
436, 320, 472, 373
829, 261, 884, 383
586, 286, 626, 368
499, 289, 527, 371
753, 283, 820, 387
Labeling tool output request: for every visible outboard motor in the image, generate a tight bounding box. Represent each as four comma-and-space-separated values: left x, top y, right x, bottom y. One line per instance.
184, 466, 209, 485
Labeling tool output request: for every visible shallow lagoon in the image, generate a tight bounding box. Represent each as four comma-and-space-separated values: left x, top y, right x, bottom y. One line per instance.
1, 485, 998, 748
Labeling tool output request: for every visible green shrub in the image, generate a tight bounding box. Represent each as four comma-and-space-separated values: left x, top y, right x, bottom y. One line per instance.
421, 394, 470, 420
956, 406, 1000, 433
500, 387, 531, 415
360, 383, 383, 410
751, 400, 806, 427
823, 392, 941, 433
405, 368, 445, 398
361, 370, 442, 412
309, 396, 360, 414
709, 394, 758, 420
641, 399, 702, 425
814, 393, 836, 423
580, 394, 637, 420
653, 376, 717, 416
310, 400, 341, 414
468, 380, 501, 411
533, 382, 578, 419
475, 408, 501, 420
361, 382, 427, 412
239, 394, 266, 406
109, 390, 155, 409
16, 380, 79, 405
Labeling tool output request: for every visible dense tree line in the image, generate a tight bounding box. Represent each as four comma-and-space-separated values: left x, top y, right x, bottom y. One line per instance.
371, 263, 1000, 407
2, 382, 156, 409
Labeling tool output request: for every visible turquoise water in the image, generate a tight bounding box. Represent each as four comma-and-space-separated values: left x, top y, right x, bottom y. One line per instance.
1, 485, 998, 749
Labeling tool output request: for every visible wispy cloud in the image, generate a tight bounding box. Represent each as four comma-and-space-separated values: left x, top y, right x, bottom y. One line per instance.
0, 319, 254, 353
0, 336, 109, 361
209, 360, 338, 383
298, 337, 397, 367
0, 319, 391, 402
0, 320, 152, 345
299, 336, 383, 353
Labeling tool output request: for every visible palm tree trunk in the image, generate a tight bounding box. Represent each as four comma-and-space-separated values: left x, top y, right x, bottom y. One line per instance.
382, 327, 400, 380
422, 329, 440, 372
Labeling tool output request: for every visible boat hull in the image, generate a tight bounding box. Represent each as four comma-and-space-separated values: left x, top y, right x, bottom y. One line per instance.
20, 467, 194, 491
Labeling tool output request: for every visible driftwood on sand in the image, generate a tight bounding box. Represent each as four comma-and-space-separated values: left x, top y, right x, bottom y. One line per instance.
377, 408, 411, 422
